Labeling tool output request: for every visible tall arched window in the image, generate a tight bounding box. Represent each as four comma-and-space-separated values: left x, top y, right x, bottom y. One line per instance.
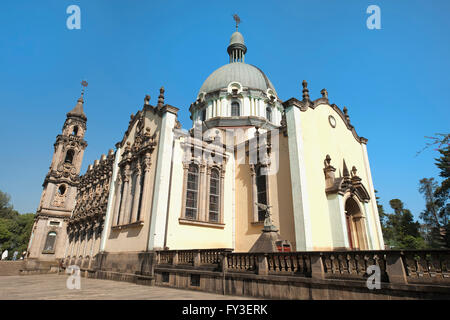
185, 164, 199, 220
266, 107, 272, 122
64, 149, 75, 164
231, 102, 240, 116
201, 109, 206, 121
256, 166, 268, 221
72, 126, 79, 136
44, 231, 57, 252
209, 169, 220, 222
136, 173, 145, 221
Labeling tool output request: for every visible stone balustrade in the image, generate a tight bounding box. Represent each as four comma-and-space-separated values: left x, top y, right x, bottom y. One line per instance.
155, 248, 450, 285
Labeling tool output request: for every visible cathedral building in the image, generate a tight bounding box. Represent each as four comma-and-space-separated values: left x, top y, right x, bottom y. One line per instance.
27, 25, 384, 267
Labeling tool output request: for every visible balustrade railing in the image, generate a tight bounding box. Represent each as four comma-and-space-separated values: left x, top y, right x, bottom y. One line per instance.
155, 248, 450, 285
402, 250, 450, 283
321, 251, 388, 281
226, 253, 257, 273
266, 252, 311, 276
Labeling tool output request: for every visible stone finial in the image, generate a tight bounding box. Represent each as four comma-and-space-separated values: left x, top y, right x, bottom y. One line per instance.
351, 166, 357, 177
157, 86, 165, 108
144, 95, 151, 105
343, 159, 350, 178
108, 149, 114, 156
94, 159, 100, 166
302, 80, 310, 101
100, 154, 106, 161
321, 88, 328, 99
343, 106, 350, 123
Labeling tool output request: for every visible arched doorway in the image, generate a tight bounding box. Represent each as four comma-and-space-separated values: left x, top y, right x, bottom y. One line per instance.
344, 197, 368, 250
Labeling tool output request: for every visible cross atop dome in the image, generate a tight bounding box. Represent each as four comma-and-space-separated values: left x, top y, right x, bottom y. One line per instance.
228, 15, 247, 63
233, 14, 241, 31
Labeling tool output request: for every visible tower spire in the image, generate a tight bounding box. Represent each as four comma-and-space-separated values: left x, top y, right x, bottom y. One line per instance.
67, 80, 88, 121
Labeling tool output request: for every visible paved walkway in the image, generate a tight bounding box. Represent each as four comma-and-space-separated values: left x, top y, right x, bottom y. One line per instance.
0, 274, 251, 300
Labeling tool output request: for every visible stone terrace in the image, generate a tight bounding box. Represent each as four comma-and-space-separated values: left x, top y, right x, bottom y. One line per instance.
0, 274, 252, 300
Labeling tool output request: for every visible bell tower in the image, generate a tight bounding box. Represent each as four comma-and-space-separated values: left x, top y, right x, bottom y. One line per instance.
27, 87, 88, 261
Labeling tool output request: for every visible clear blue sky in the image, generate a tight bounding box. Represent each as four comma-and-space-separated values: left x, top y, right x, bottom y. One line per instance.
0, 0, 448, 221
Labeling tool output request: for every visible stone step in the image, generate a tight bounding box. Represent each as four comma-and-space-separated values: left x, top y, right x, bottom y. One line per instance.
0, 261, 24, 276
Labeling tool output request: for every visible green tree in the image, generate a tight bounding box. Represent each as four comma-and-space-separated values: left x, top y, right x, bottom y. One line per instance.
0, 190, 35, 258
382, 199, 425, 249
0, 190, 19, 220
419, 178, 447, 248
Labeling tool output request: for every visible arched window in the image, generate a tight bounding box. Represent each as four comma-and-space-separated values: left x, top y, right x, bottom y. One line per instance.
44, 232, 57, 252
266, 107, 272, 122
201, 109, 206, 121
72, 126, 79, 136
185, 164, 199, 219
58, 185, 66, 195
231, 102, 240, 117
256, 166, 268, 221
136, 173, 145, 221
209, 169, 220, 222
64, 149, 75, 164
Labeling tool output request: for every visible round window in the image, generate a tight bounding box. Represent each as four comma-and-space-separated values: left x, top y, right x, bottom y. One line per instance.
328, 115, 336, 128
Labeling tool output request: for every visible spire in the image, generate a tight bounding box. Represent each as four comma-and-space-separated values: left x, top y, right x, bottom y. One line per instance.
227, 15, 247, 63
343, 159, 350, 178
67, 93, 87, 121
67, 81, 88, 121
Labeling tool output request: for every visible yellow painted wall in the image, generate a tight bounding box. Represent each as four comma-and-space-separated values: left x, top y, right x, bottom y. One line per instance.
299, 104, 381, 250
164, 136, 234, 249
234, 134, 296, 252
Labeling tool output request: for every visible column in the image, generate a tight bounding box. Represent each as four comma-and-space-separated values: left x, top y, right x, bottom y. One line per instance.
250, 166, 258, 222
123, 165, 134, 224
130, 163, 142, 223
284, 101, 313, 251
180, 163, 189, 219
119, 164, 131, 225
198, 164, 207, 221
112, 175, 123, 226
100, 147, 120, 252
139, 153, 153, 222
361, 143, 385, 249
148, 107, 177, 250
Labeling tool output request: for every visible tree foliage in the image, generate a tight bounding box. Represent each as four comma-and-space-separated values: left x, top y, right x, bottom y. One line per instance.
418, 133, 450, 248
381, 198, 425, 249
0, 190, 35, 258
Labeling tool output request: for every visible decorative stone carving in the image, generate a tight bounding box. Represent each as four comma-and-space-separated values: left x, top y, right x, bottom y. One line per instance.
323, 156, 370, 202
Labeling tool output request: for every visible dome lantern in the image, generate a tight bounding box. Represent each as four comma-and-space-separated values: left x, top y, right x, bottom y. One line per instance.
228, 15, 247, 63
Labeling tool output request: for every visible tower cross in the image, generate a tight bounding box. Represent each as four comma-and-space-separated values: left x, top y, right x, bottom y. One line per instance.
81, 80, 88, 95
233, 14, 241, 31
